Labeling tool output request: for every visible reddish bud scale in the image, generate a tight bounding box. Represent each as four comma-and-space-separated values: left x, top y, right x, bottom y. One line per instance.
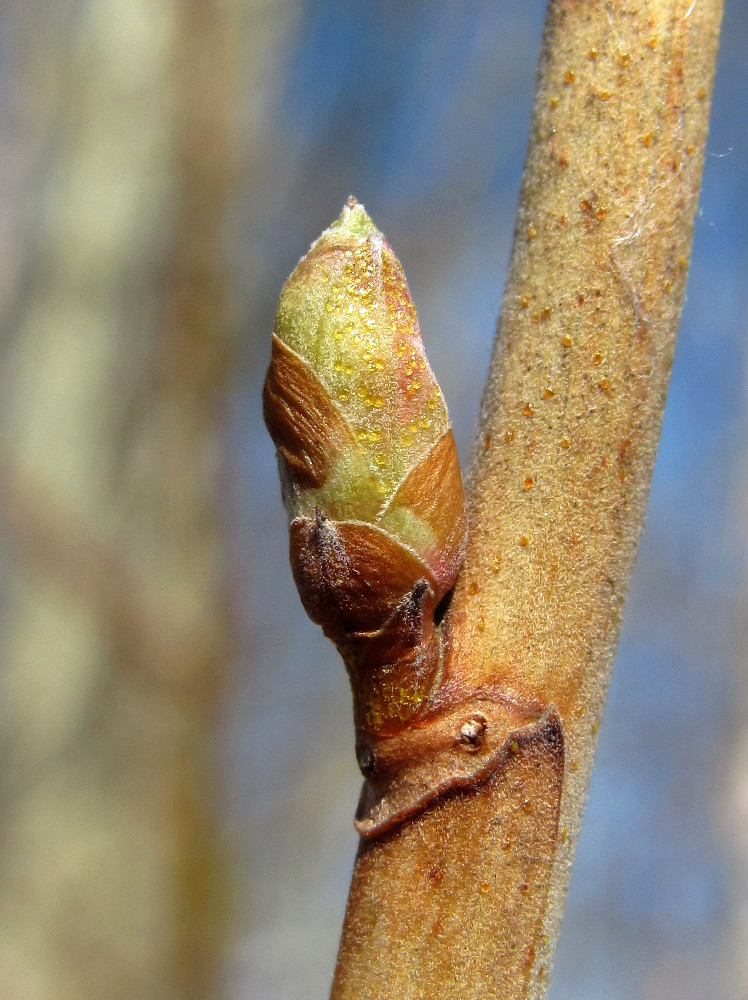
263, 199, 467, 739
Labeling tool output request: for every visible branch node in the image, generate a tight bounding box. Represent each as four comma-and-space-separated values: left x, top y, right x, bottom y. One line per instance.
354, 694, 564, 838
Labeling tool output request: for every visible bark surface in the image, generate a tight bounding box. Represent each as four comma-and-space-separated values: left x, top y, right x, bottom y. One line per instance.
332, 2, 723, 997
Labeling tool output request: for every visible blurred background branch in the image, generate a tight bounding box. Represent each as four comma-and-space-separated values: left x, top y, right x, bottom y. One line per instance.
0, 1, 238, 996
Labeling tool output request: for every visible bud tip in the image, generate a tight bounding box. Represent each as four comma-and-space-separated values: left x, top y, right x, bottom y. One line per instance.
329, 196, 378, 240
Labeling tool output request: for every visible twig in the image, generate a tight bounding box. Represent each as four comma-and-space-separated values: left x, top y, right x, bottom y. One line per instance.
331, 2, 723, 996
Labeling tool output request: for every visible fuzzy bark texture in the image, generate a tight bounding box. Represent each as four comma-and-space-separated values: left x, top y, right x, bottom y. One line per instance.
331, 1, 723, 997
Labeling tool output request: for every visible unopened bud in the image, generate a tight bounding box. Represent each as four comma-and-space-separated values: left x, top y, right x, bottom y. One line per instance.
263, 199, 466, 735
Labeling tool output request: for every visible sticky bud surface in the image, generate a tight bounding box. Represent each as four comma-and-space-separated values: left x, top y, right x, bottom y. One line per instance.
263, 199, 466, 736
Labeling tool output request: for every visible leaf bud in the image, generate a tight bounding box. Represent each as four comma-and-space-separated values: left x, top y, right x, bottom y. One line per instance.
263, 199, 466, 737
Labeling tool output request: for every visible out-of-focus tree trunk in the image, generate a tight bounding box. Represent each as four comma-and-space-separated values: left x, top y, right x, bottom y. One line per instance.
0, 2, 238, 998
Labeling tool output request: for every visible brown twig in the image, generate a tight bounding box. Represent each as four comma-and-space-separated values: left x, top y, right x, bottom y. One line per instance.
331, 1, 723, 996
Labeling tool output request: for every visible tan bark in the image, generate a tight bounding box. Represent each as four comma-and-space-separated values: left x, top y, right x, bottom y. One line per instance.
0, 2, 237, 998
332, 1, 723, 997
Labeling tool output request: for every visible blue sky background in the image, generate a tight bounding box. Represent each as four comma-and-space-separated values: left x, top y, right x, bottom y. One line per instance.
236, 4, 748, 998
